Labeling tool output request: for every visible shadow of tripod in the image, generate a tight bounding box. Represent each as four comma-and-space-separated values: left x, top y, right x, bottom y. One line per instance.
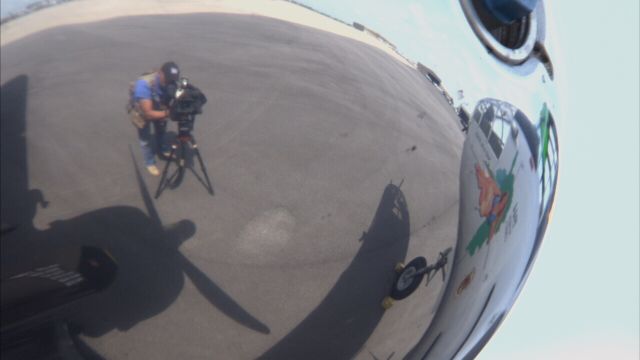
155, 132, 213, 199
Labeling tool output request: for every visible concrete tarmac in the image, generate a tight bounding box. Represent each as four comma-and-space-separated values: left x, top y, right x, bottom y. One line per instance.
1, 10, 464, 360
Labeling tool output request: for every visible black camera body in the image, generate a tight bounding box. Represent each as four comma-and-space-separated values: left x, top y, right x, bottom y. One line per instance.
165, 78, 207, 136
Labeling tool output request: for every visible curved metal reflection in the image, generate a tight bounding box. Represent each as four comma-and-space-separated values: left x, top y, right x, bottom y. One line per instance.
1, 1, 558, 359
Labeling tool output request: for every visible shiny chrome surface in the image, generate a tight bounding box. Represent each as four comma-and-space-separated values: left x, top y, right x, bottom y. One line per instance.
1, 1, 558, 359
460, 0, 540, 64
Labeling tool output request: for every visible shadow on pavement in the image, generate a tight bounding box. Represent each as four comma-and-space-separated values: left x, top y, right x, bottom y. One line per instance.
64, 150, 268, 337
259, 182, 411, 360
0, 75, 35, 236
1, 75, 268, 358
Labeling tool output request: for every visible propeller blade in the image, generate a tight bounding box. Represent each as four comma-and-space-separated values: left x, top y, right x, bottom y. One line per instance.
177, 252, 270, 334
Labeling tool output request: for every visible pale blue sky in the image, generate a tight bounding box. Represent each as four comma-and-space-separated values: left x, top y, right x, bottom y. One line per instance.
0, 0, 41, 18
2, 0, 638, 358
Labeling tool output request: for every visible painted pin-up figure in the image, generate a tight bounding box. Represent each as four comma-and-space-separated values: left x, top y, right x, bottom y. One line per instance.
467, 154, 517, 256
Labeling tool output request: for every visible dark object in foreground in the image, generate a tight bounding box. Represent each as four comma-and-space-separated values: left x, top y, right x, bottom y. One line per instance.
1, 246, 117, 359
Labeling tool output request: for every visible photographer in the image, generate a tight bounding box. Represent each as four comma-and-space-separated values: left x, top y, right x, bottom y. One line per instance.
131, 61, 180, 176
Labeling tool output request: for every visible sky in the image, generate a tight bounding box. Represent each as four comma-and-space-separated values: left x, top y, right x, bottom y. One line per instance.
1, 0, 638, 359
0, 0, 44, 18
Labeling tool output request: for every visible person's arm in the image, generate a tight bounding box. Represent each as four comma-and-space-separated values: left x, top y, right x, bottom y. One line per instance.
138, 99, 169, 120
133, 78, 168, 121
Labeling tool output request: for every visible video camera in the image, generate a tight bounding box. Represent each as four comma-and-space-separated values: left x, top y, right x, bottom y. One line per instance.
164, 78, 207, 136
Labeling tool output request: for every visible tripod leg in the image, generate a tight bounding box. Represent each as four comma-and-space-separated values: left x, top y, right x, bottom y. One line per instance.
178, 141, 186, 169
191, 138, 214, 195
163, 141, 186, 189
155, 144, 177, 198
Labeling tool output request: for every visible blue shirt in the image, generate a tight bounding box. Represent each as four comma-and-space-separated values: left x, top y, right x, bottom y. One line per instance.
133, 74, 164, 108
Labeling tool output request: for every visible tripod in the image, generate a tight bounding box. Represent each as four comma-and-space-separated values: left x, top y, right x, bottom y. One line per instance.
155, 133, 213, 199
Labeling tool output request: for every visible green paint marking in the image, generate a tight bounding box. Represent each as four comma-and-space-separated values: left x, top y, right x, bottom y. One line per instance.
539, 104, 550, 165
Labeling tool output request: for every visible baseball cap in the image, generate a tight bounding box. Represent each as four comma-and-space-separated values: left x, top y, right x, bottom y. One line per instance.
161, 61, 180, 83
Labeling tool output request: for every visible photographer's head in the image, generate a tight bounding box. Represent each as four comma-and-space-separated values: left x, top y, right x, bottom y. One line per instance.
159, 61, 180, 87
